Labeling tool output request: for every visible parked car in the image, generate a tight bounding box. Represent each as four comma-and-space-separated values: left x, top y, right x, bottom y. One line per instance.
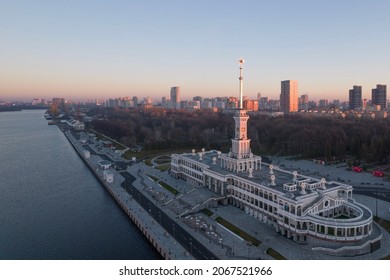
373, 170, 384, 177
352, 166, 362, 172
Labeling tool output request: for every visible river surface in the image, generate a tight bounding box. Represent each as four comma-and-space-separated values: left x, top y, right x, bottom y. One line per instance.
0, 110, 161, 259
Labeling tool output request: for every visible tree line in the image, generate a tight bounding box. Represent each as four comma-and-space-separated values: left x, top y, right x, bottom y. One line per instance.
89, 107, 390, 164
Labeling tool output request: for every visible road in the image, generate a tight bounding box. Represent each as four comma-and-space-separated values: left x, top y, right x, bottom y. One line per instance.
120, 170, 218, 260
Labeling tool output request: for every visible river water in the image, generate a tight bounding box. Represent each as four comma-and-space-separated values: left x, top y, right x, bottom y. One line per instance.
0, 110, 160, 259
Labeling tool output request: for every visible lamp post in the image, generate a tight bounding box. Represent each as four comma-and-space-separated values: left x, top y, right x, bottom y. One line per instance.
375, 197, 378, 217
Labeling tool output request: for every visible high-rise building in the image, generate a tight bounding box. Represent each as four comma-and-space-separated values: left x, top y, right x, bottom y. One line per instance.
243, 100, 259, 111
372, 84, 387, 110
280, 80, 298, 114
193, 96, 203, 102
319, 99, 329, 108
170, 86, 180, 109
300, 94, 309, 104
133, 96, 139, 108
52, 97, 65, 105
299, 94, 309, 110
349, 86, 362, 110
332, 99, 340, 108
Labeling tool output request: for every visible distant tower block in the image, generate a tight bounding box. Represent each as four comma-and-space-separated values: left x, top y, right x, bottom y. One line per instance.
280, 80, 298, 114
170, 86, 181, 109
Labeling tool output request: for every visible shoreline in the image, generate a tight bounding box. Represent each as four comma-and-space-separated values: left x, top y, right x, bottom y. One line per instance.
61, 127, 193, 260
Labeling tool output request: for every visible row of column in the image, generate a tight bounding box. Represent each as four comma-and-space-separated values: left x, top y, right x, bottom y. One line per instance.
280, 216, 372, 241
220, 157, 262, 173
205, 176, 225, 196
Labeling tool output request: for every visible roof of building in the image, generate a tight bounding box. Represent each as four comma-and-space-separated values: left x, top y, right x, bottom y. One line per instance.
177, 150, 352, 200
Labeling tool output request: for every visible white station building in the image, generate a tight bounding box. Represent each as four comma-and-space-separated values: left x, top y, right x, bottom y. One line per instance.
171, 60, 382, 256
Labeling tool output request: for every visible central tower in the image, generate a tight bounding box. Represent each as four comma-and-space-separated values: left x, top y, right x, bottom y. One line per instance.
231, 59, 251, 159
220, 59, 261, 173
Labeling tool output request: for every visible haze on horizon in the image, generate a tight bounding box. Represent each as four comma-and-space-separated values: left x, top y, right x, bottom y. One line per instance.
1, 0, 389, 102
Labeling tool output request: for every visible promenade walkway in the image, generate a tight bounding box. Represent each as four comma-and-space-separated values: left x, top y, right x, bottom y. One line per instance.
64, 130, 192, 259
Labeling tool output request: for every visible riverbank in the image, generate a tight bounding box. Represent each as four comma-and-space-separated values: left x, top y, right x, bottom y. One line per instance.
62, 128, 193, 260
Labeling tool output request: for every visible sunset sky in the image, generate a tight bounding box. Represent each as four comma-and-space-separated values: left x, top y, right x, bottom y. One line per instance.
1, 0, 389, 102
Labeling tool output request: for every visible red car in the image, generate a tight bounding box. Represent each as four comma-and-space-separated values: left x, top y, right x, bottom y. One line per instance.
352, 166, 362, 172
373, 170, 384, 177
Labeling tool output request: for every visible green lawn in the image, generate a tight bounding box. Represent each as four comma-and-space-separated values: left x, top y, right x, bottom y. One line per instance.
374, 216, 390, 233
215, 217, 261, 247
155, 163, 171, 171
202, 208, 214, 217
159, 181, 179, 195
146, 174, 179, 195
147, 175, 159, 182
266, 248, 287, 260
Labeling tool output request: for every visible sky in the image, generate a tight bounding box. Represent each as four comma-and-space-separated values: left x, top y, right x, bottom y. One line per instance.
1, 0, 389, 102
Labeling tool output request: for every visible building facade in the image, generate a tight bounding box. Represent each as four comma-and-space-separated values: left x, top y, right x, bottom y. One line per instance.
349, 85, 362, 110
372, 84, 387, 110
170, 86, 181, 109
243, 100, 259, 111
171, 61, 380, 256
280, 80, 298, 114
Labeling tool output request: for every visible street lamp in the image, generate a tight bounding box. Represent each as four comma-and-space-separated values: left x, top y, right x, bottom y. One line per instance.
375, 197, 378, 217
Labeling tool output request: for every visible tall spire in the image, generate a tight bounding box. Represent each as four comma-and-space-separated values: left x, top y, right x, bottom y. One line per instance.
231, 58, 250, 160
238, 58, 245, 109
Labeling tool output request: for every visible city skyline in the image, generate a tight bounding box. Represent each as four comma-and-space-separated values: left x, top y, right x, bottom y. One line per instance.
1, 1, 390, 102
